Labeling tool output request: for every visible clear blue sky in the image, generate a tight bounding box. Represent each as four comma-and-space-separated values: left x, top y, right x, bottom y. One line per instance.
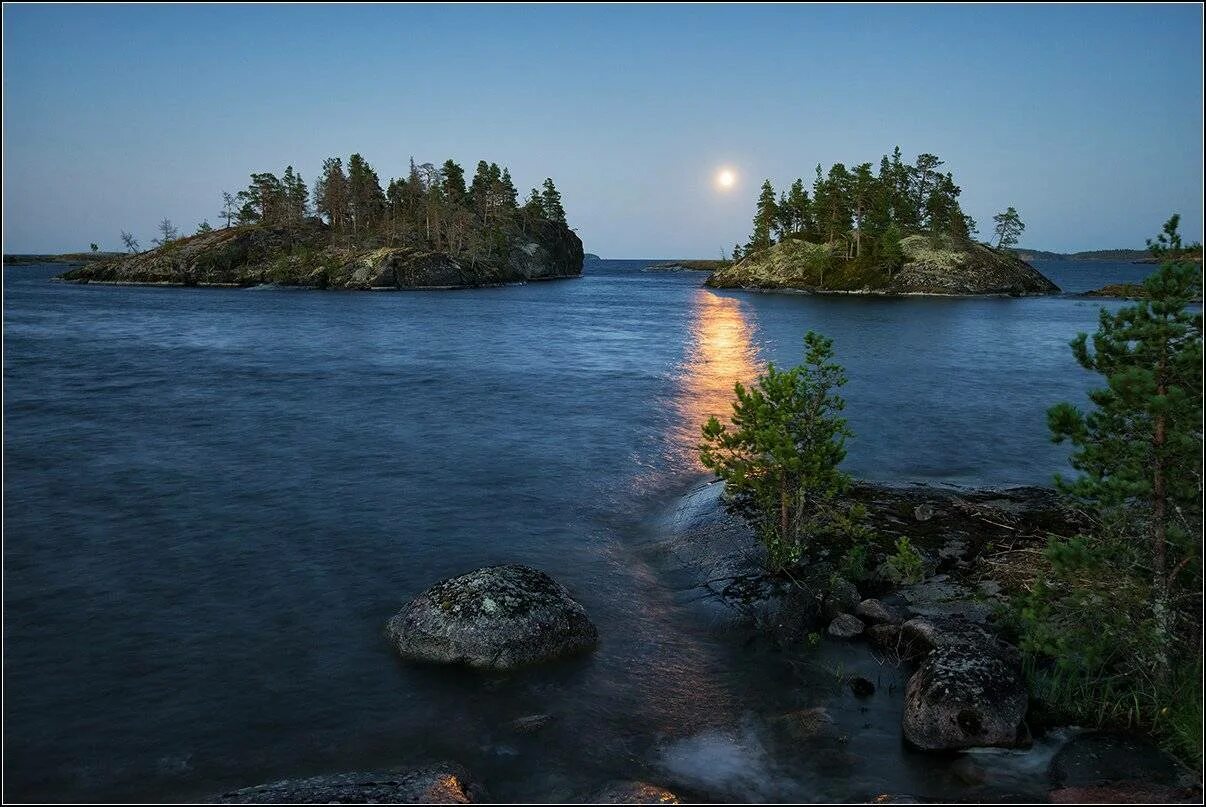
3, 3, 1203, 256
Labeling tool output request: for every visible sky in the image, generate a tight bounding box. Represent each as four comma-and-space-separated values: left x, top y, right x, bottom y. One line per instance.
3, 3, 1203, 256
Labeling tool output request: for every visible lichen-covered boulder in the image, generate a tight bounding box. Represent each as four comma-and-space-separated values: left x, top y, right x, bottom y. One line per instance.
214, 763, 487, 803
902, 640, 1028, 750
387, 564, 598, 670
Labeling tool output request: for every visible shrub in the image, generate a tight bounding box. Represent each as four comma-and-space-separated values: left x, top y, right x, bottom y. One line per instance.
881, 536, 924, 584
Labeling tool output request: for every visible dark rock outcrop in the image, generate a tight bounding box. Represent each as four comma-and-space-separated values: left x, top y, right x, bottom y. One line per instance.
59, 218, 583, 290
705, 234, 1059, 296
213, 763, 487, 804
386, 564, 598, 670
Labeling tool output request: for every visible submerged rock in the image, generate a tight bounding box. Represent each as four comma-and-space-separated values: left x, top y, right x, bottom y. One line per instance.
213, 763, 486, 803
901, 619, 1028, 751
1048, 731, 1195, 795
387, 564, 597, 671
850, 676, 876, 697
588, 780, 682, 804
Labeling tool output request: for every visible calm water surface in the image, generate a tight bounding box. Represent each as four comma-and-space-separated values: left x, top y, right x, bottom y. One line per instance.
3, 259, 1147, 802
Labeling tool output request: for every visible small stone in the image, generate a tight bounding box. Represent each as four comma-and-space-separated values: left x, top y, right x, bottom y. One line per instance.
850, 676, 875, 697
827, 613, 865, 638
914, 503, 935, 522
855, 598, 902, 625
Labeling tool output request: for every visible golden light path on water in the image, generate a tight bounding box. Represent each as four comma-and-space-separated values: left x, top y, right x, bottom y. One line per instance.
672, 289, 761, 470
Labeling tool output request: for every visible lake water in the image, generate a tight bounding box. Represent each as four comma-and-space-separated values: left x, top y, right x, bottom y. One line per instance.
3, 258, 1152, 802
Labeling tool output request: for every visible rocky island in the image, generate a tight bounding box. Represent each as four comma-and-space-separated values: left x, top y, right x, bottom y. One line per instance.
707, 148, 1060, 296
707, 233, 1058, 295
60, 154, 583, 290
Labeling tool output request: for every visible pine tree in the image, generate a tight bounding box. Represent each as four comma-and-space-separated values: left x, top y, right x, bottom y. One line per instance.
347, 153, 385, 238
991, 206, 1025, 250
219, 191, 238, 228
152, 218, 179, 246
540, 178, 566, 224
700, 332, 855, 570
522, 187, 544, 219
848, 163, 876, 257
749, 180, 777, 253
282, 165, 309, 222
878, 222, 905, 278
785, 178, 812, 239
314, 158, 349, 231
1046, 215, 1202, 682
441, 159, 467, 207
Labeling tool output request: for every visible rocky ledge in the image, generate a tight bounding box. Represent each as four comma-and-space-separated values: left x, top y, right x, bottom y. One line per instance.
58, 218, 583, 290
705, 234, 1060, 296
387, 564, 598, 671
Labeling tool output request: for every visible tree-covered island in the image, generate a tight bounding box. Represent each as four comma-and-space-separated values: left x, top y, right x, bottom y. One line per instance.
707, 147, 1060, 296
60, 155, 583, 289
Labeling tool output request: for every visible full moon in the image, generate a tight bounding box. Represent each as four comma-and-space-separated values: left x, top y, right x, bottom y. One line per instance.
716, 168, 736, 189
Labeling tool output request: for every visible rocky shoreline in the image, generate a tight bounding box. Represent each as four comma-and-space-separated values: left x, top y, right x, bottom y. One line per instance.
203, 479, 1200, 804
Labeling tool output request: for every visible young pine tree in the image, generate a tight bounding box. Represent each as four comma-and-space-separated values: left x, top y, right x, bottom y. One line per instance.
1044, 214, 1202, 683
700, 332, 855, 570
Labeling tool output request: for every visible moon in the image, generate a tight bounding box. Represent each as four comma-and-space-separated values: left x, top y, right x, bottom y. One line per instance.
716, 168, 737, 190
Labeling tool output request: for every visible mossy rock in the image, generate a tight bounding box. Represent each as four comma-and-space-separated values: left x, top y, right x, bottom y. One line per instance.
386, 564, 598, 671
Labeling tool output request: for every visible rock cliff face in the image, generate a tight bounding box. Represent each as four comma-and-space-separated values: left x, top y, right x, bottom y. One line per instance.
705, 234, 1059, 296
59, 218, 583, 290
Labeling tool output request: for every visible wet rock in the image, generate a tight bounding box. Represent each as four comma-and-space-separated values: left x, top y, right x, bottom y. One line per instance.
771, 706, 836, 740
902, 640, 1028, 750
865, 623, 910, 657
1049, 782, 1201, 803
1049, 731, 1192, 791
855, 598, 902, 625
850, 676, 876, 697
214, 763, 487, 803
913, 503, 935, 522
387, 564, 598, 670
737, 579, 822, 645
821, 578, 862, 621
937, 537, 969, 565
899, 573, 996, 622
509, 713, 553, 733
588, 780, 681, 804
899, 615, 996, 654
827, 613, 865, 639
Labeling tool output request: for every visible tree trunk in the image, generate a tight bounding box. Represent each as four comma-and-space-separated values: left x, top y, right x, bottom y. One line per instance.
1152, 353, 1170, 684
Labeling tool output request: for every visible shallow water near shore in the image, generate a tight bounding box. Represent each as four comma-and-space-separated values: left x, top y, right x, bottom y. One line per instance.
4, 258, 1147, 801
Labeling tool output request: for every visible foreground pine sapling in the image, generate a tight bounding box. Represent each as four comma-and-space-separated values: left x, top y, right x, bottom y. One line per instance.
700, 331, 860, 570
